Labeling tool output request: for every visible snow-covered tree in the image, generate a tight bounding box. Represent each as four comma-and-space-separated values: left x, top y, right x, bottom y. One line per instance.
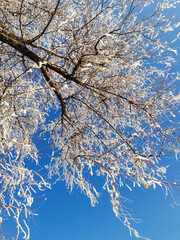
0, 0, 179, 239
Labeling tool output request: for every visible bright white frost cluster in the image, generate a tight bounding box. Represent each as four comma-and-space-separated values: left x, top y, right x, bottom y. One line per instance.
0, 0, 179, 239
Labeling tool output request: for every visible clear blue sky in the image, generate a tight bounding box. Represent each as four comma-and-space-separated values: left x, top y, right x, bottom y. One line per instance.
28, 167, 180, 240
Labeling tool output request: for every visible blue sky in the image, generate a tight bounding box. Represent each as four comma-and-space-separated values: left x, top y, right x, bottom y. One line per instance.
29, 4, 180, 240
28, 166, 180, 240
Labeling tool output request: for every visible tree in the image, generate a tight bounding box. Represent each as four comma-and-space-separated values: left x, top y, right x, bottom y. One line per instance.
0, 0, 179, 239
